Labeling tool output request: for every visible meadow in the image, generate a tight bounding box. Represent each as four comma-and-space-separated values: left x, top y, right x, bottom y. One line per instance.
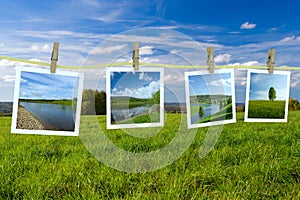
248, 100, 286, 119
0, 112, 299, 199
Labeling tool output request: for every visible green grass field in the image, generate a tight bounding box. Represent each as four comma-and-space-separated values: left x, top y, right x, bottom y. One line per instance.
115, 112, 160, 124
248, 100, 286, 119
0, 112, 299, 199
191, 104, 233, 124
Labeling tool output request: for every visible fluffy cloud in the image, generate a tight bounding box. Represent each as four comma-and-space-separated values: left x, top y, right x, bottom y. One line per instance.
90, 44, 128, 55
140, 46, 154, 55
228, 61, 261, 66
30, 44, 50, 52
215, 54, 232, 63
139, 72, 153, 81
240, 22, 257, 29
112, 81, 160, 98
209, 78, 231, 88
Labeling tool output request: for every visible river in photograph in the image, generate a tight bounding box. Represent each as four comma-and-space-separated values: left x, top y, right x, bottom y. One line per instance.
111, 106, 150, 122
191, 103, 220, 124
20, 102, 75, 131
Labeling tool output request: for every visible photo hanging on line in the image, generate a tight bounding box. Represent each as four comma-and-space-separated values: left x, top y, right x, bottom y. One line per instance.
11, 66, 84, 136
244, 69, 290, 122
185, 69, 236, 129
106, 67, 164, 129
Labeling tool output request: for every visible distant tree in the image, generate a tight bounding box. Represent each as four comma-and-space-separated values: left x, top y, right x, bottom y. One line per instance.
288, 98, 299, 110
199, 106, 205, 118
81, 89, 95, 115
152, 90, 160, 104
95, 90, 106, 115
81, 89, 107, 115
268, 87, 277, 102
226, 97, 232, 105
0, 111, 3, 117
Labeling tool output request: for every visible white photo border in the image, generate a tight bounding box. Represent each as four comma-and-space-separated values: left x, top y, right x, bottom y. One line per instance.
106, 67, 164, 129
185, 69, 236, 129
244, 69, 290, 122
11, 66, 84, 136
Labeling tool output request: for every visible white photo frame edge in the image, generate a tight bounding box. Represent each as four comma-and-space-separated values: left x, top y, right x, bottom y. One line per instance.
185, 69, 236, 129
244, 69, 291, 122
106, 67, 164, 129
11, 66, 84, 136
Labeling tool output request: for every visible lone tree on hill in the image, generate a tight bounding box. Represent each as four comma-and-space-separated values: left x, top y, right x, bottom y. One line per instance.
268, 87, 277, 102
199, 106, 205, 118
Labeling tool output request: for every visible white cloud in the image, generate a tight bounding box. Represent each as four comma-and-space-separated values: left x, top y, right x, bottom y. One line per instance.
228, 61, 261, 66
2, 75, 15, 82
112, 81, 160, 98
30, 44, 50, 52
240, 22, 257, 29
164, 73, 185, 84
90, 44, 128, 55
140, 46, 154, 55
140, 57, 160, 63
280, 36, 296, 42
139, 72, 153, 81
209, 78, 231, 88
170, 49, 180, 54
215, 54, 232, 63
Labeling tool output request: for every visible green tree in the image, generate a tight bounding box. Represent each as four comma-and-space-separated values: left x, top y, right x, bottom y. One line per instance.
95, 90, 106, 115
81, 89, 107, 115
152, 90, 160, 104
199, 106, 205, 118
226, 97, 232, 105
268, 87, 277, 102
81, 89, 95, 115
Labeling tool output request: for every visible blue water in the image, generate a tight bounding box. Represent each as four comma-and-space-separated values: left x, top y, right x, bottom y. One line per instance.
20, 102, 75, 131
111, 106, 150, 122
191, 104, 220, 124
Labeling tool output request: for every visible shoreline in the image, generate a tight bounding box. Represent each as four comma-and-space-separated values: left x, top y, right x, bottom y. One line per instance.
17, 105, 45, 130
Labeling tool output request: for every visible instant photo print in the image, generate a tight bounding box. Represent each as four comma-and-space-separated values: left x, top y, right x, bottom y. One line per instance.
106, 67, 164, 129
11, 67, 84, 136
244, 69, 290, 122
185, 69, 236, 129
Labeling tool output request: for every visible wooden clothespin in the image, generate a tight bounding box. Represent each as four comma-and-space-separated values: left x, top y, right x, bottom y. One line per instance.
207, 46, 214, 73
267, 49, 275, 74
132, 42, 139, 70
50, 42, 59, 73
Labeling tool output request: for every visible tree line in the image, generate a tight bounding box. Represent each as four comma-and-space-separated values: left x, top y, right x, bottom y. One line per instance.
81, 89, 160, 115
81, 89, 106, 115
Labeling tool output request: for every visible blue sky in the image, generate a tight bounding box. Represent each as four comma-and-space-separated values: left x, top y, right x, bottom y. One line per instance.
189, 73, 232, 96
1, 0, 300, 102
19, 71, 78, 100
111, 72, 160, 99
249, 73, 289, 101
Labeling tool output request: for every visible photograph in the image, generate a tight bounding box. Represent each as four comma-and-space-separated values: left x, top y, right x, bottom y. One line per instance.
245, 69, 290, 122
106, 67, 164, 129
185, 69, 236, 129
11, 67, 84, 136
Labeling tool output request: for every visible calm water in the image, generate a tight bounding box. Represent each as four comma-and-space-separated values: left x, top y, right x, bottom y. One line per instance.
20, 102, 75, 131
191, 103, 220, 124
111, 106, 150, 122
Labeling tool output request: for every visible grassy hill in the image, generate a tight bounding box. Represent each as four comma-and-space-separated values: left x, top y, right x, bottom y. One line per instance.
0, 112, 299, 199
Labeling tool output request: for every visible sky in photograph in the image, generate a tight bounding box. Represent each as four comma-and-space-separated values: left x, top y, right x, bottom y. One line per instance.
189, 72, 232, 96
111, 71, 160, 99
249, 72, 289, 101
19, 71, 79, 100
0, 0, 300, 103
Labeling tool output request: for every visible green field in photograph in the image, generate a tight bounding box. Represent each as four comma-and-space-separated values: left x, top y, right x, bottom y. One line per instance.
248, 100, 286, 119
0, 112, 299, 199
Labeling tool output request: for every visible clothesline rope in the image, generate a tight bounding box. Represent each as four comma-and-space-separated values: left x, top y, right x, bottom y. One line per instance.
1, 55, 300, 70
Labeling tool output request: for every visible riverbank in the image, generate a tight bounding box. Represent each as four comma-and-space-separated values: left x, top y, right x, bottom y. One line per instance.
17, 105, 45, 130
